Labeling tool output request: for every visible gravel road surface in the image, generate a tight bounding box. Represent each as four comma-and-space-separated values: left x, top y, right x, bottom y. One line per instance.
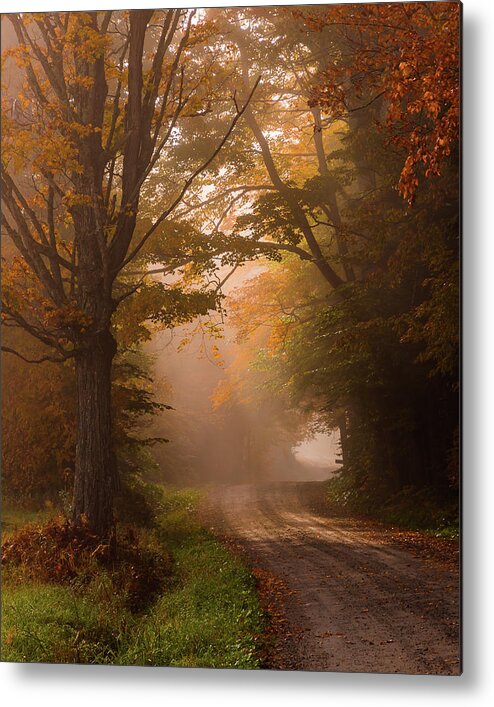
209, 482, 460, 675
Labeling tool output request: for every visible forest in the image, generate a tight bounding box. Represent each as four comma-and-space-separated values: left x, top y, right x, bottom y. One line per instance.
1, 4, 460, 672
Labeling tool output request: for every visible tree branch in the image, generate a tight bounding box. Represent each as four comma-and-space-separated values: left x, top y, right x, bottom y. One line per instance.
176, 184, 277, 218
230, 26, 344, 290
116, 76, 262, 272
1, 346, 74, 365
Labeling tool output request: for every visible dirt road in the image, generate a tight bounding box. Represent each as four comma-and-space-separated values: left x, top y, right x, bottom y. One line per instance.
209, 482, 460, 675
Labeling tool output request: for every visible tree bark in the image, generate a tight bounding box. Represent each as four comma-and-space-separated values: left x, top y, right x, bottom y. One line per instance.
338, 412, 348, 465
72, 329, 117, 537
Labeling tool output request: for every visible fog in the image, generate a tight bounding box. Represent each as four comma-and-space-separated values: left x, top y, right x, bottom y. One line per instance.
145, 265, 340, 487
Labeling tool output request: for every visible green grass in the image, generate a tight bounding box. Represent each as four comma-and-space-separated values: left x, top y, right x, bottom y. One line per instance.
1, 580, 129, 664
1, 487, 265, 667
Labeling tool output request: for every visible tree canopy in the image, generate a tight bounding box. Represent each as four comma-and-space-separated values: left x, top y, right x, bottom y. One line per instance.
1, 4, 460, 533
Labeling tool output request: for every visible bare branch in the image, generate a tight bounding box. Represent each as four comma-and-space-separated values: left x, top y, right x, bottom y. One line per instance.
1, 302, 69, 353
250, 240, 314, 261
117, 76, 262, 271
1, 346, 74, 365
176, 184, 277, 218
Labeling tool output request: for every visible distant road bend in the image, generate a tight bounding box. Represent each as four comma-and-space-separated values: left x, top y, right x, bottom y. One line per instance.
209, 482, 460, 675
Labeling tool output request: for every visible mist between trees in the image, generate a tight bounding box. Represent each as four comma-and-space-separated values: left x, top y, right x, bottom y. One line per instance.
1, 4, 459, 537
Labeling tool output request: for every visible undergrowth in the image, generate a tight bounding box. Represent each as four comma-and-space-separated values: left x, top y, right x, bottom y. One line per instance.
326, 471, 459, 537
1, 485, 264, 667
2, 516, 173, 613
2, 507, 57, 540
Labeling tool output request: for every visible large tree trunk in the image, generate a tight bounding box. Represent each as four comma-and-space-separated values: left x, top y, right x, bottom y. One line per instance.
72, 329, 117, 537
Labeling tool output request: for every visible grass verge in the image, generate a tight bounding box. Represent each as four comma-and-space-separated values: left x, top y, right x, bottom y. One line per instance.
325, 472, 459, 538
1, 486, 264, 667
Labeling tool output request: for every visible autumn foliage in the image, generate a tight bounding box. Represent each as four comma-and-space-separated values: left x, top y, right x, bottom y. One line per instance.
205, 4, 459, 508
2, 516, 173, 611
1, 5, 459, 530
301, 2, 460, 202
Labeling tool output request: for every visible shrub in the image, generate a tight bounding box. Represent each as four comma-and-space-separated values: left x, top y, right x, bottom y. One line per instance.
2, 516, 173, 612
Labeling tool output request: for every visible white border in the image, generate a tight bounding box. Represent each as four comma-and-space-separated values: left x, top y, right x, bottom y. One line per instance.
2, 0, 493, 704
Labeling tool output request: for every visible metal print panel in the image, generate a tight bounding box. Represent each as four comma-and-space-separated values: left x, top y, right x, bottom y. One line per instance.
1, 2, 461, 674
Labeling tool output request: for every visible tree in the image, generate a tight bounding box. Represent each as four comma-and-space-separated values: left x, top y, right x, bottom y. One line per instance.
201, 5, 459, 501
1, 6, 460, 532
300, 1, 460, 203
1, 10, 256, 536
2, 324, 168, 505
